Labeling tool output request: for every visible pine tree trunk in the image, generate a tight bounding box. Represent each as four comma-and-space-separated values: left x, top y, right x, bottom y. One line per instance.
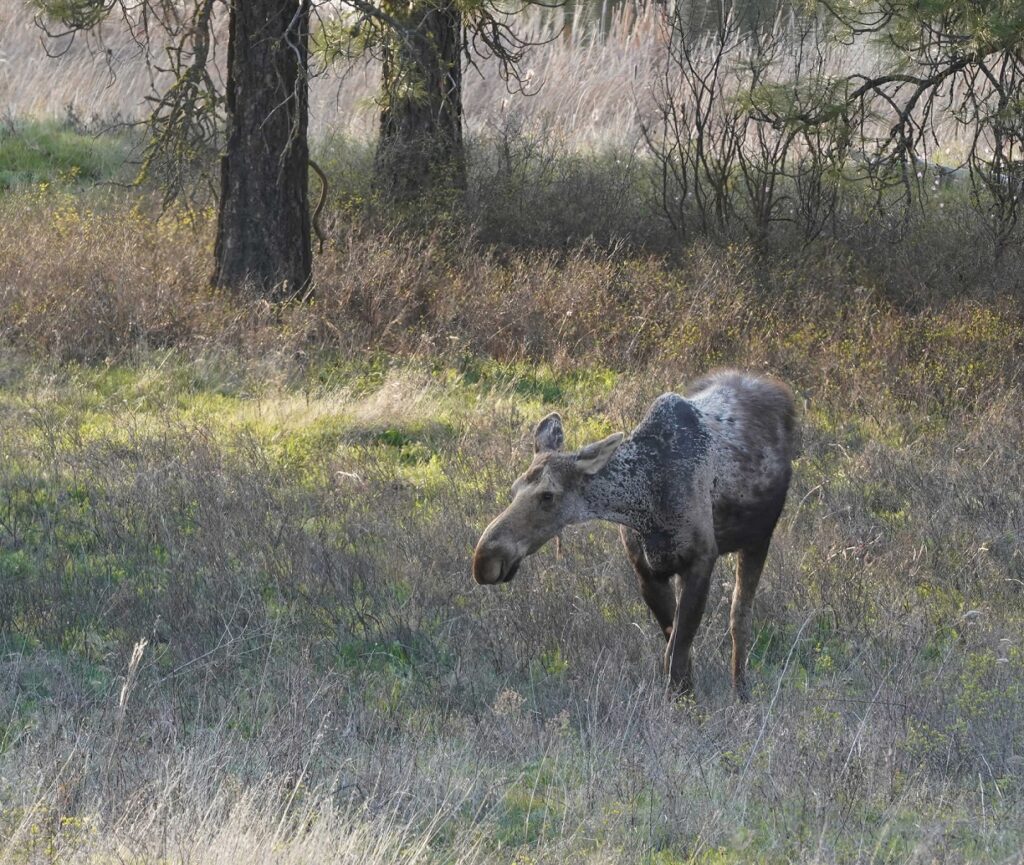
376, 0, 464, 202
213, 0, 311, 299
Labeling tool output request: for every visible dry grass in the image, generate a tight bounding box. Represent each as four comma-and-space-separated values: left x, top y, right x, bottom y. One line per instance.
0, 2, 918, 153
0, 2, 657, 146
1, 343, 1022, 863
2, 185, 1021, 386
0, 171, 1023, 862
1, 0, 981, 168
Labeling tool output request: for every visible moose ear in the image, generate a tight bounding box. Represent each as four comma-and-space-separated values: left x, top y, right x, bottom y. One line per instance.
534, 412, 565, 453
575, 432, 624, 475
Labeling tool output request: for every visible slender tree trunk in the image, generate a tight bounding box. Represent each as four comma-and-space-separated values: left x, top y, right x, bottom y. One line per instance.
376, 0, 464, 201
213, 0, 311, 299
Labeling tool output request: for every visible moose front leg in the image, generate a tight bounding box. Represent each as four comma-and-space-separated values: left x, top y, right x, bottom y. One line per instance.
620, 527, 676, 640
665, 552, 715, 695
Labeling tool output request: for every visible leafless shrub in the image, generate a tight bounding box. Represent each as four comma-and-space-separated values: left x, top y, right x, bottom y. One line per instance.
642, 1, 856, 246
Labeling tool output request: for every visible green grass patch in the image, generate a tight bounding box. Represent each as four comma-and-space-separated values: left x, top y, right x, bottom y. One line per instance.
0, 119, 130, 189
454, 357, 617, 406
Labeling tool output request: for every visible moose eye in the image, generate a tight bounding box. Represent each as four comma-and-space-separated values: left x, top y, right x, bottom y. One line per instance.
539, 491, 555, 505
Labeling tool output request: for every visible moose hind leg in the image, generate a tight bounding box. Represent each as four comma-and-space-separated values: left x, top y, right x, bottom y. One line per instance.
731, 541, 770, 701
666, 553, 714, 695
620, 527, 676, 640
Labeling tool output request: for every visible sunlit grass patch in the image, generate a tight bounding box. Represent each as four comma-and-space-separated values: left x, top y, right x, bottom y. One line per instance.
0, 119, 130, 190
455, 357, 618, 405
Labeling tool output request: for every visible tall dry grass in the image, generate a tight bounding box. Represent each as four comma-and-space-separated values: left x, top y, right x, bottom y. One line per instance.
0, 1, 912, 152
2, 0, 979, 153
0, 1, 659, 146
2, 183, 1021, 373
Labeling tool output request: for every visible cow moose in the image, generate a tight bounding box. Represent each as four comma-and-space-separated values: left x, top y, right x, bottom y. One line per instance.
472, 370, 797, 699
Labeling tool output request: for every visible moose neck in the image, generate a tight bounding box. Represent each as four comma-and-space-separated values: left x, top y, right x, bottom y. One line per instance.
579, 438, 654, 531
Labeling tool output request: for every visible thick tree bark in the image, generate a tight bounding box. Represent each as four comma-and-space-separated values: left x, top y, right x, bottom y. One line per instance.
376, 0, 464, 201
213, 0, 311, 299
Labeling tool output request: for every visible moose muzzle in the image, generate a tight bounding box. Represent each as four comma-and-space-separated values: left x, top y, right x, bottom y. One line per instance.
471, 544, 521, 584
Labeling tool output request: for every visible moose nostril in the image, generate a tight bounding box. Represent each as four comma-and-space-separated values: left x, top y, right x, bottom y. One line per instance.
501, 559, 521, 582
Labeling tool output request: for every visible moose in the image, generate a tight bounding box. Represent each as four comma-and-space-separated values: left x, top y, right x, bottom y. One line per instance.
472, 371, 797, 699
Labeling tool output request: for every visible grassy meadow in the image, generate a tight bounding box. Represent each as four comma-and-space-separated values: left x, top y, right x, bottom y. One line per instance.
2, 10, 1024, 861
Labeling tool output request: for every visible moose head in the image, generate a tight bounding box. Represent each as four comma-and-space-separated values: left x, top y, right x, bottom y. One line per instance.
472, 413, 624, 584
